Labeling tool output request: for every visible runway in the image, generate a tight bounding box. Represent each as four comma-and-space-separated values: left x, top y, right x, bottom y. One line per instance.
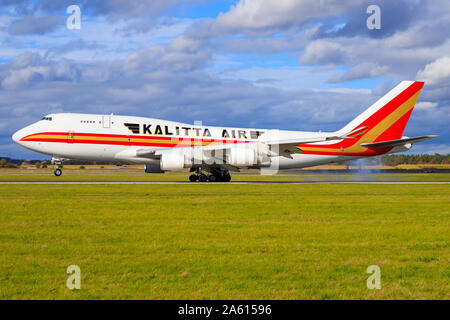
0, 181, 449, 184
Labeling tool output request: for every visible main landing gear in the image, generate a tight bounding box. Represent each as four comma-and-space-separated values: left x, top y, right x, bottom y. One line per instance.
189, 168, 231, 182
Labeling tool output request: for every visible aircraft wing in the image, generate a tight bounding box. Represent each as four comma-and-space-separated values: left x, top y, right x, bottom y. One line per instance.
129, 127, 372, 161
360, 135, 438, 149
266, 138, 326, 158
136, 149, 159, 158
133, 145, 242, 171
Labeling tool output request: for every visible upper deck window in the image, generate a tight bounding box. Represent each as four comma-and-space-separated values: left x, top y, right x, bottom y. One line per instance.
41, 117, 52, 121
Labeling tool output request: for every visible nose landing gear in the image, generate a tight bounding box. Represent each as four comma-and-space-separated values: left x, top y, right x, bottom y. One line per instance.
51, 157, 64, 177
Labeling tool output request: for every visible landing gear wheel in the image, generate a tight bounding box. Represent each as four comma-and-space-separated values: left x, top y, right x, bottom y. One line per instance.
189, 174, 198, 182
54, 168, 62, 177
208, 175, 216, 182
198, 174, 208, 182
223, 173, 231, 182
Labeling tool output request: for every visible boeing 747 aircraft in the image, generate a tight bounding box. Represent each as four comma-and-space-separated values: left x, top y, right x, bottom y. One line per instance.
12, 81, 437, 181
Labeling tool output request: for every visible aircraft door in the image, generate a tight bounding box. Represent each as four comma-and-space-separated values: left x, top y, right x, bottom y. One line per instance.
102, 115, 111, 128
67, 131, 75, 143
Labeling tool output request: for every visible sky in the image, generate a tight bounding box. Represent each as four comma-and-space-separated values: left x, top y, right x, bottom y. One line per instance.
0, 0, 449, 159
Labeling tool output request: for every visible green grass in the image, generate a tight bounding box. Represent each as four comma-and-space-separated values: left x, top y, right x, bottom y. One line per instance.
0, 183, 448, 299
0, 170, 450, 182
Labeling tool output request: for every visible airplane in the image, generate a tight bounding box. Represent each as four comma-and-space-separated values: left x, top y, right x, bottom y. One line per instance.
12, 80, 437, 182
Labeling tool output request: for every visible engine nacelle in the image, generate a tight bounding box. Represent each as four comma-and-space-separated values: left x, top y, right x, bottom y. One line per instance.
160, 152, 185, 171
228, 147, 257, 166
145, 163, 164, 173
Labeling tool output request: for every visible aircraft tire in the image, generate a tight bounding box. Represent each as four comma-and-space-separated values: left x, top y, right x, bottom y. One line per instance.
198, 174, 208, 182
54, 169, 62, 177
189, 174, 198, 182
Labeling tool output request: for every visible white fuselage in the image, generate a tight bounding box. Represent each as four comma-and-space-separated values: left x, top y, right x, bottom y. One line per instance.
12, 113, 383, 170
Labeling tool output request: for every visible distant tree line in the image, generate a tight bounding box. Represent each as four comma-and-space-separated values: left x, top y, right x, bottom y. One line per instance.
0, 158, 47, 168
381, 154, 450, 166
0, 158, 18, 168
1, 154, 449, 168
0, 157, 121, 166
0, 157, 125, 168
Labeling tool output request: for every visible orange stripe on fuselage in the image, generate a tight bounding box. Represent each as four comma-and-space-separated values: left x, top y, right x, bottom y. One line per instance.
21, 132, 250, 147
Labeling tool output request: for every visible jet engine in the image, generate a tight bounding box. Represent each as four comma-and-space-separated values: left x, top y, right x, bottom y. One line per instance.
145, 162, 164, 173
227, 147, 258, 166
160, 152, 185, 171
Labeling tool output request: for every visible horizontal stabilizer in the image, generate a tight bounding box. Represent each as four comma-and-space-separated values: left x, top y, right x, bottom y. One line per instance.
360, 135, 438, 149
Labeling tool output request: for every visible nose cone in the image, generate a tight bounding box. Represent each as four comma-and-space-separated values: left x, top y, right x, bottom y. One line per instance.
12, 129, 24, 144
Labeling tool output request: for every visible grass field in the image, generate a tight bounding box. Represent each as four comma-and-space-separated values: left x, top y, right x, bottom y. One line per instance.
1, 170, 450, 182
0, 172, 448, 299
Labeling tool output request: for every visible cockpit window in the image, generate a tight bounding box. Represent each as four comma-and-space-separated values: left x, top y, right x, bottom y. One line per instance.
41, 117, 52, 121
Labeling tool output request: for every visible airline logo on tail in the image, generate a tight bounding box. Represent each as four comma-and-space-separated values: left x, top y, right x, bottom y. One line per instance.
299, 81, 424, 156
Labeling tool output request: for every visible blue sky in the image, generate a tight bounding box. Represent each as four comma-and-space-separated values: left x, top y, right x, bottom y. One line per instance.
0, 0, 449, 159
172, 0, 239, 19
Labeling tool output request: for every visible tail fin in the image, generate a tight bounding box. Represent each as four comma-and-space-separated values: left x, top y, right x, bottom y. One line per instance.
337, 81, 424, 143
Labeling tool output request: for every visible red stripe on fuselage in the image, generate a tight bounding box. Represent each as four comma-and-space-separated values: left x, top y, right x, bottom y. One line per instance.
21, 131, 238, 143
21, 132, 250, 147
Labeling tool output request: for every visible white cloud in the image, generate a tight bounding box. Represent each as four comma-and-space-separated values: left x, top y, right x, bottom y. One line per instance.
1, 65, 50, 88
300, 35, 450, 81
329, 62, 389, 83
415, 101, 438, 110
416, 56, 450, 85
384, 20, 450, 49
0, 16, 195, 62
213, 0, 363, 35
301, 40, 347, 65
407, 143, 450, 155
313, 88, 371, 94
8, 14, 64, 35
217, 65, 336, 89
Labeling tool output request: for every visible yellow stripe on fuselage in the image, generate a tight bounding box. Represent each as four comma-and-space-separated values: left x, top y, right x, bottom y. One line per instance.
22, 134, 240, 146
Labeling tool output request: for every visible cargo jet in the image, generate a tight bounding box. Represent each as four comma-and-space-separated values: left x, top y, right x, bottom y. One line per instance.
12, 81, 437, 181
